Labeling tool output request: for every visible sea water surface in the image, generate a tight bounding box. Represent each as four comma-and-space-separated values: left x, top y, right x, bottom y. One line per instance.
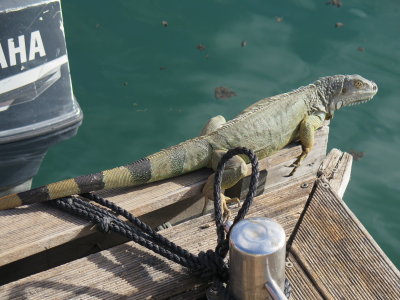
35, 0, 399, 267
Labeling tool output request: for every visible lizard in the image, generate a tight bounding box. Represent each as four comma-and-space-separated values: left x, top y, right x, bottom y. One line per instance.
0, 74, 378, 218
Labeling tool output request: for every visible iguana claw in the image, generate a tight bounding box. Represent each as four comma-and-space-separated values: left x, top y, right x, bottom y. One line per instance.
202, 193, 240, 222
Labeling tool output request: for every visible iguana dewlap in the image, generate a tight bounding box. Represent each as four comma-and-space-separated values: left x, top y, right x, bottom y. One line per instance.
0, 75, 378, 216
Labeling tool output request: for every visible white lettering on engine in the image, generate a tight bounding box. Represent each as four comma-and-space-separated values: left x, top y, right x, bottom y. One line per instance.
0, 30, 46, 70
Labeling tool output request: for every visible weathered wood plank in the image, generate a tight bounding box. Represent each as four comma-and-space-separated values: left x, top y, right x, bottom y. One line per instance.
0, 176, 316, 299
283, 147, 354, 299
318, 148, 352, 198
0, 169, 210, 268
286, 253, 323, 300
0, 126, 328, 270
291, 180, 400, 299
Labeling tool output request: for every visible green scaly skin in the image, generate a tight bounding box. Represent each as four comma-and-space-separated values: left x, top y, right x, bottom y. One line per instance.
0, 74, 378, 215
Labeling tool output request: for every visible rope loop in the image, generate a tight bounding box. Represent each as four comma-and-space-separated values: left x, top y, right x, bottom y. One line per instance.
213, 147, 259, 258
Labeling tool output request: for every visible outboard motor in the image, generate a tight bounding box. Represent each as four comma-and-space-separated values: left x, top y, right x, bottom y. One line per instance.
0, 0, 83, 196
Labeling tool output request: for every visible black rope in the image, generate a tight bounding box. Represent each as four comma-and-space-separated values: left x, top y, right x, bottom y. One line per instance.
213, 147, 259, 259
52, 147, 292, 298
53, 195, 203, 273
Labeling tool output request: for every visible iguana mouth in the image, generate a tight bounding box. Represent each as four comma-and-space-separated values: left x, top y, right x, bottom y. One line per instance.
348, 97, 373, 106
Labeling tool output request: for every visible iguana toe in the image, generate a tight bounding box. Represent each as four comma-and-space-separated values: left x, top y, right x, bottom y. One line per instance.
201, 192, 240, 222
221, 195, 241, 221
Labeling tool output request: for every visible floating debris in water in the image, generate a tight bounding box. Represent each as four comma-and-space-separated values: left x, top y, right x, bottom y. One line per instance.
196, 44, 206, 51
275, 16, 284, 22
161, 20, 168, 27
205, 54, 210, 59
349, 149, 364, 160
241, 40, 247, 47
357, 47, 365, 52
335, 22, 344, 28
123, 81, 128, 86
159, 66, 167, 70
95, 24, 101, 29
326, 0, 342, 7
215, 87, 237, 99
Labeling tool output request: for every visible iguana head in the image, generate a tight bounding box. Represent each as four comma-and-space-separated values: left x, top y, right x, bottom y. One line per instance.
314, 74, 378, 115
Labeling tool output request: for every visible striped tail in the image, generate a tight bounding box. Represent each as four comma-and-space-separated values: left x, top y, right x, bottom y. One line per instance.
0, 137, 212, 210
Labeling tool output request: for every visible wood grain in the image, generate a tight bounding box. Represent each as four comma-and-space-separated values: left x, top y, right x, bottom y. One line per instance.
0, 176, 315, 299
286, 253, 323, 300
0, 169, 210, 267
318, 147, 352, 198
291, 180, 400, 299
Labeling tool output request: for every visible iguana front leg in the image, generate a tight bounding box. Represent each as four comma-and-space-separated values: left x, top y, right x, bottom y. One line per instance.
289, 114, 324, 176
202, 150, 247, 220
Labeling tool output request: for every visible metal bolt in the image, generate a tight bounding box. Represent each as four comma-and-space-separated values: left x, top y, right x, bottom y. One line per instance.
322, 182, 330, 188
300, 183, 309, 188
285, 261, 294, 268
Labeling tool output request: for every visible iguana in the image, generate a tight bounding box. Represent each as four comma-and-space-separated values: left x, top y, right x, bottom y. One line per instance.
0, 74, 378, 216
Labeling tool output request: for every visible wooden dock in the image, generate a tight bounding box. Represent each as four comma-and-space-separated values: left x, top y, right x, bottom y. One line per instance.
0, 124, 399, 299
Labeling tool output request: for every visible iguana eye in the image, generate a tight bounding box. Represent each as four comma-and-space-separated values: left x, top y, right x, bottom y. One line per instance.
354, 80, 364, 89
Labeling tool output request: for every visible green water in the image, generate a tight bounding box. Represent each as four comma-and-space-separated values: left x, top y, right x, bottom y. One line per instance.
36, 0, 399, 267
